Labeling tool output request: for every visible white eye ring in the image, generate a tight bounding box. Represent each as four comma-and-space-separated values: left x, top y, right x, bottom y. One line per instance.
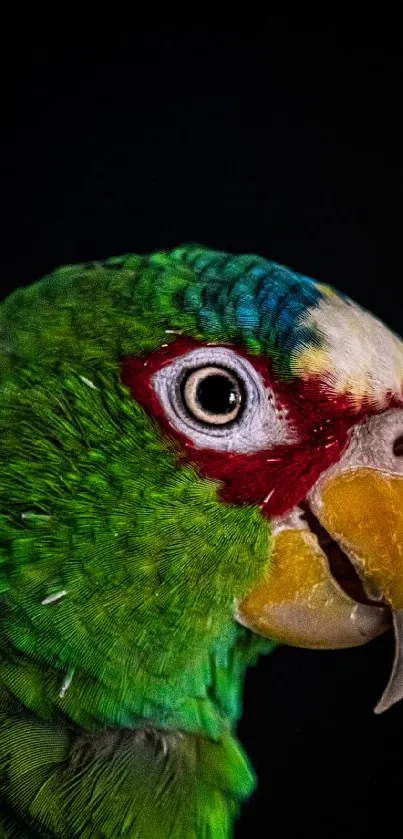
181, 365, 244, 426
152, 346, 295, 454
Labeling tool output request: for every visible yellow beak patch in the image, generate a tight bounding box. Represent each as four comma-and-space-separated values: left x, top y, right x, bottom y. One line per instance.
237, 525, 388, 649
319, 469, 403, 610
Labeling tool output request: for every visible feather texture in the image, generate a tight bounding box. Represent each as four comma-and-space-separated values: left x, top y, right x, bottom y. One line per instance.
3, 245, 386, 835
0, 247, 281, 835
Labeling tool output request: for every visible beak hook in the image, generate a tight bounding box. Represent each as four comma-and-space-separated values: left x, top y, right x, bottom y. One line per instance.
375, 609, 403, 714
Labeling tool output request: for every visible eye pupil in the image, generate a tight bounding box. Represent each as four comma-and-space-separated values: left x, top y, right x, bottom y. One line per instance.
181, 366, 244, 426
393, 434, 403, 457
196, 374, 241, 415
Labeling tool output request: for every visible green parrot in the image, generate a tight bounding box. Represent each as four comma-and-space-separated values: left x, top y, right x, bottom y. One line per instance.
1, 245, 403, 837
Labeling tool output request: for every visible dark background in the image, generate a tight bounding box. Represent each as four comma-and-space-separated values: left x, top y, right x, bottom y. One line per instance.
2, 23, 403, 838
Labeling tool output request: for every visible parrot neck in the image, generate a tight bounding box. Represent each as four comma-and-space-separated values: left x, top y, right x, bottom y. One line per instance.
0, 626, 275, 837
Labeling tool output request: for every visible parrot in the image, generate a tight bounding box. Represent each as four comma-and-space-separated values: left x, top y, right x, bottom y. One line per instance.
1, 245, 403, 838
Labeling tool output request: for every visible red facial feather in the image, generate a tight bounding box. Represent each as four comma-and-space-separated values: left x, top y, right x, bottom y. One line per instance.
120, 338, 392, 518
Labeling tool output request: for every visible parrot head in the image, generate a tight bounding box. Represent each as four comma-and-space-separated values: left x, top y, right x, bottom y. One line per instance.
0, 245, 403, 834
117, 246, 403, 715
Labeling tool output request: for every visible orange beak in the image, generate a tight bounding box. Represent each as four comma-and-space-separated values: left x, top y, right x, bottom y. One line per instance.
236, 520, 389, 650
236, 409, 403, 713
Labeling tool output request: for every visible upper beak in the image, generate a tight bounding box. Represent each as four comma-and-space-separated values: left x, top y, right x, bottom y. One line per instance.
236, 408, 403, 713
317, 468, 403, 610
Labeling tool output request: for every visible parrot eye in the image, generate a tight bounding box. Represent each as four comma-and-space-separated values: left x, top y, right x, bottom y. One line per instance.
152, 346, 294, 453
181, 366, 244, 426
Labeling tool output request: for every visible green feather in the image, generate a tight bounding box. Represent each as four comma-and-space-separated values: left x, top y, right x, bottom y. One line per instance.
0, 249, 277, 837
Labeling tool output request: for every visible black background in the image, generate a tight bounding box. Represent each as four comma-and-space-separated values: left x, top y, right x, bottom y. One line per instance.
2, 22, 403, 838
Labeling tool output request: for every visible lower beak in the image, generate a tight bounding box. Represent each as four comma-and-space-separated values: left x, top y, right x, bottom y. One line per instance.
316, 468, 403, 713
237, 468, 403, 713
236, 524, 390, 650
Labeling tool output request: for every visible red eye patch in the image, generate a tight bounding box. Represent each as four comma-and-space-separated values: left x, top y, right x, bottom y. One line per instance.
120, 338, 387, 518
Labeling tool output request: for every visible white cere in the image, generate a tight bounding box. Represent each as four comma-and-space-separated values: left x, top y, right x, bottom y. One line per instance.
309, 407, 403, 509
152, 346, 296, 453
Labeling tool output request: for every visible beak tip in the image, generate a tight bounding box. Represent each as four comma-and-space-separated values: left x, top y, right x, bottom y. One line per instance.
371, 610, 403, 715
373, 700, 388, 715
373, 692, 400, 715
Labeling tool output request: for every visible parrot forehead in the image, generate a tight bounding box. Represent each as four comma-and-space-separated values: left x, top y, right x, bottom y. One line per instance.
168, 248, 403, 406
290, 289, 403, 406
170, 246, 323, 361
2, 245, 401, 412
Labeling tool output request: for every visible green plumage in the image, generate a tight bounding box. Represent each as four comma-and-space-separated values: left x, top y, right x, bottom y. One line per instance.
0, 249, 276, 837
